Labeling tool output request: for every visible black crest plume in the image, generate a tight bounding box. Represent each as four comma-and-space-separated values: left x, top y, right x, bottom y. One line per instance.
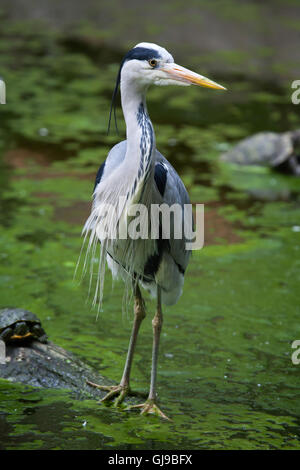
107, 64, 122, 135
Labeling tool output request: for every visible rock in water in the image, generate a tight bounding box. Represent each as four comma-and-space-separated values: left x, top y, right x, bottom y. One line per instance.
221, 130, 300, 175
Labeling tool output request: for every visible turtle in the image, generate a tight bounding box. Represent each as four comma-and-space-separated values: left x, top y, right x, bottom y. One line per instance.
0, 308, 48, 344
221, 130, 300, 175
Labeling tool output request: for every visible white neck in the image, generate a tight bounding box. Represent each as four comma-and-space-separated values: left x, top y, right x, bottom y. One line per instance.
120, 79, 156, 179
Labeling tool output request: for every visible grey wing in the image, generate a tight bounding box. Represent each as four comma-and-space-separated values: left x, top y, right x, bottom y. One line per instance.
90, 142, 192, 305
84, 140, 126, 234
154, 149, 192, 275
93, 140, 127, 193
92, 142, 192, 275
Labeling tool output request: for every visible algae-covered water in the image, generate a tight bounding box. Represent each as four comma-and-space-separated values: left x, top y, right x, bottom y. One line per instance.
0, 21, 300, 450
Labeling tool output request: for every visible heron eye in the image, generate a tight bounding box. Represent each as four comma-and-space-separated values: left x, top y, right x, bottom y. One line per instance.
149, 59, 157, 68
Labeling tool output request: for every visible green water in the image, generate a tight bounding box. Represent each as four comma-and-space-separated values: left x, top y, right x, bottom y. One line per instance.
0, 21, 300, 450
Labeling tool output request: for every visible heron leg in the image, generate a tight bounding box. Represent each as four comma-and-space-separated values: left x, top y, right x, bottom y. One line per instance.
126, 286, 170, 420
87, 282, 146, 406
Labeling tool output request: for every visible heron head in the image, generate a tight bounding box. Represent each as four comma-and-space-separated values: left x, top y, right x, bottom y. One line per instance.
108, 42, 226, 133
120, 42, 226, 90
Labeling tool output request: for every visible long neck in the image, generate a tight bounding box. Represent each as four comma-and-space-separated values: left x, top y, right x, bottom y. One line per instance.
121, 80, 156, 182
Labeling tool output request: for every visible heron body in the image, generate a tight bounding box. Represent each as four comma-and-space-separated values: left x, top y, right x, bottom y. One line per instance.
91, 141, 190, 305
83, 43, 225, 418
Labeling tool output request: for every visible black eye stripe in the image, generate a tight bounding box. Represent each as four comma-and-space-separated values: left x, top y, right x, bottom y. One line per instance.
123, 47, 161, 64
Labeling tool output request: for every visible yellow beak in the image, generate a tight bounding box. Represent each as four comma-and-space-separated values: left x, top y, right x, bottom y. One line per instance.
162, 63, 226, 90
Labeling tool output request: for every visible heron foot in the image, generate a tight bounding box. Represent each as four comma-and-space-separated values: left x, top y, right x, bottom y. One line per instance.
86, 380, 146, 406
125, 398, 171, 420
86, 380, 129, 405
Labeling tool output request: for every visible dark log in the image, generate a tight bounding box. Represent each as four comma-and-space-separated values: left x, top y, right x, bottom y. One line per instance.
0, 340, 121, 401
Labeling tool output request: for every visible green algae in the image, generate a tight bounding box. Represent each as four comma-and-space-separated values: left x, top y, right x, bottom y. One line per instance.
0, 19, 300, 450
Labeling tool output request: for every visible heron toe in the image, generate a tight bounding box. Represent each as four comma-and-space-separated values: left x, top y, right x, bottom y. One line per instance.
126, 399, 171, 420
86, 380, 146, 406
86, 380, 128, 404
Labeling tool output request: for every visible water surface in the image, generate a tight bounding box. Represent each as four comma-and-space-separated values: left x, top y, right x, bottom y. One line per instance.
0, 21, 300, 450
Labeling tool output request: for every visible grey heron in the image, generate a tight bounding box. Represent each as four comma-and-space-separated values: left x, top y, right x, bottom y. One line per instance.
82, 42, 225, 419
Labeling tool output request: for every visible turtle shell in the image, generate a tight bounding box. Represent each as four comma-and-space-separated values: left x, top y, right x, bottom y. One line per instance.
0, 308, 47, 343
221, 132, 293, 167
